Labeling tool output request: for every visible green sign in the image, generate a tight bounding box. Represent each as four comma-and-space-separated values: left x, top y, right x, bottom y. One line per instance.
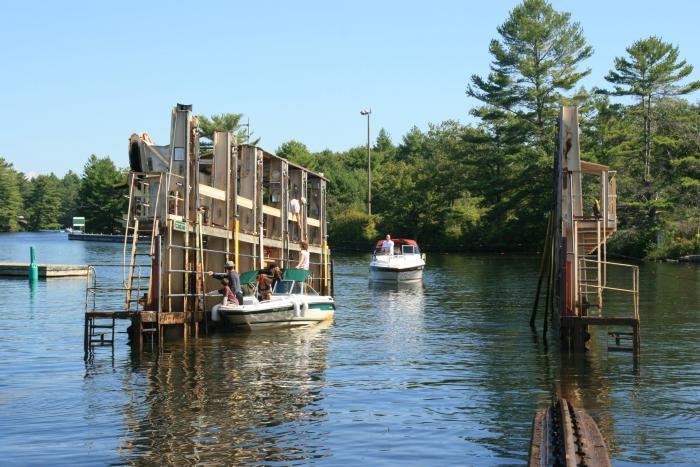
72, 217, 86, 227
173, 220, 187, 232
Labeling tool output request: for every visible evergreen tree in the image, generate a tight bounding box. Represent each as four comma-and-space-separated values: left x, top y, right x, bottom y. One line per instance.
79, 155, 127, 233
198, 113, 257, 146
602, 36, 700, 181
276, 140, 313, 168
466, 0, 593, 247
59, 170, 81, 228
0, 158, 23, 232
26, 174, 62, 230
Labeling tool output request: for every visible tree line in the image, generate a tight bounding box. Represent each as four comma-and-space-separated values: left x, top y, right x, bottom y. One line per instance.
0, 155, 127, 234
284, 0, 700, 260
1, 0, 698, 259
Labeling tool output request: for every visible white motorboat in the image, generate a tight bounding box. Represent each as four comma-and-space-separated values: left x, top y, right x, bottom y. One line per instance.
215, 269, 335, 330
369, 238, 425, 282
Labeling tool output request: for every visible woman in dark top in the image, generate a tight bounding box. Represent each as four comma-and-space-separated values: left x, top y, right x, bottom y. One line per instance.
257, 272, 272, 301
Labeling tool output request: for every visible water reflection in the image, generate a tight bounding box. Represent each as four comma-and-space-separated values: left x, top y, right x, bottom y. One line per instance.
3, 237, 700, 464
369, 280, 426, 355
115, 324, 331, 465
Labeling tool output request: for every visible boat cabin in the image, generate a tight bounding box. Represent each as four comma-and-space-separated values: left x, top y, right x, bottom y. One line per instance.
373, 238, 421, 256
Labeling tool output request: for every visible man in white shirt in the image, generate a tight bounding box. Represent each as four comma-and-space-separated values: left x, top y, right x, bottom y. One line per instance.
381, 234, 394, 255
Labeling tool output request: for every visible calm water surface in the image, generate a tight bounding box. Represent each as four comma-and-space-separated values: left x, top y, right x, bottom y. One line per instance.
0, 232, 698, 465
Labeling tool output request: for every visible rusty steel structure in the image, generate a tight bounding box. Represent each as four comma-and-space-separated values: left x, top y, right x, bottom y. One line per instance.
532, 106, 640, 355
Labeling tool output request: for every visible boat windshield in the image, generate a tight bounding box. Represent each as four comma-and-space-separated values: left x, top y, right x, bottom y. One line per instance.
273, 280, 319, 296
402, 244, 420, 255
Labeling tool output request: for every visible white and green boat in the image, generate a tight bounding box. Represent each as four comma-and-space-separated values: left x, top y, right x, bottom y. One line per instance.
215, 269, 335, 330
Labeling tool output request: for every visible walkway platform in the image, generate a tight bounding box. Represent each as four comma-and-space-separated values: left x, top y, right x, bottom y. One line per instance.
0, 262, 90, 277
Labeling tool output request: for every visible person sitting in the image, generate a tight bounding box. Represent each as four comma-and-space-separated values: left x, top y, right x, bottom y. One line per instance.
381, 234, 394, 255
217, 277, 238, 306
208, 260, 243, 305
257, 272, 272, 301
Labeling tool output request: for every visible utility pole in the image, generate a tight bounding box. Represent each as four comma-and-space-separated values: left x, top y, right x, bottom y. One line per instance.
360, 109, 372, 215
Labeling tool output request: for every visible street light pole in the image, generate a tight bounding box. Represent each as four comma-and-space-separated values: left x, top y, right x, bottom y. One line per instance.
360, 109, 372, 215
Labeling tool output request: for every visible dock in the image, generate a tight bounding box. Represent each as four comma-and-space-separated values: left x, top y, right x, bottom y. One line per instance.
68, 232, 147, 243
0, 262, 90, 277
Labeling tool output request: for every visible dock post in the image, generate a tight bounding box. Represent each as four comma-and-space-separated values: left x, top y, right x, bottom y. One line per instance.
28, 246, 38, 283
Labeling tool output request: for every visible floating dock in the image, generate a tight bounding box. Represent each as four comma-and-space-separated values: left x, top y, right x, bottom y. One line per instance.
0, 262, 90, 277
68, 232, 148, 243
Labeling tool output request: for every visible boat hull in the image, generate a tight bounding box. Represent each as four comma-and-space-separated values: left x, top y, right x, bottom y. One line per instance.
219, 297, 335, 330
369, 264, 424, 282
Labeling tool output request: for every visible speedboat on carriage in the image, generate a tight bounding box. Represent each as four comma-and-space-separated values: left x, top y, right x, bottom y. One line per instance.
215, 269, 335, 330
369, 238, 425, 282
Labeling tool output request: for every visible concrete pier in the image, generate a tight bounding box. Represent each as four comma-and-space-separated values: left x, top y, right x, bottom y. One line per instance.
0, 262, 90, 278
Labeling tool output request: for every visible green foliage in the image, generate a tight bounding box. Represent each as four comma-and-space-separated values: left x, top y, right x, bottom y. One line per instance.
646, 234, 700, 261
467, 0, 592, 138
604, 36, 700, 100
0, 158, 23, 231
4, 6, 698, 260
198, 113, 252, 143
277, 140, 313, 167
466, 0, 592, 249
59, 171, 81, 228
602, 36, 700, 182
79, 155, 127, 234
26, 174, 62, 230
329, 208, 377, 250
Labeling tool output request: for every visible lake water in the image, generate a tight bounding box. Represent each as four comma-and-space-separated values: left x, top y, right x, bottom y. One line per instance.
0, 232, 698, 465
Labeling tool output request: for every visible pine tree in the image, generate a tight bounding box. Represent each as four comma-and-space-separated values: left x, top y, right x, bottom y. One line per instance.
466, 0, 593, 247
602, 36, 700, 181
0, 158, 23, 232
79, 155, 127, 233
26, 174, 62, 230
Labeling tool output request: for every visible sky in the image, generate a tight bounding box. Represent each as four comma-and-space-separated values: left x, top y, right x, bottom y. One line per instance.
1, 0, 699, 177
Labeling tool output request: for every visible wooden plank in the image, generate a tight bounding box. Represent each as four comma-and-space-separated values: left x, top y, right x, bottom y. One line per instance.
198, 183, 226, 200
0, 262, 90, 277
158, 312, 186, 325
237, 196, 253, 209
307, 217, 320, 227
263, 205, 281, 217
581, 160, 608, 174
86, 311, 130, 319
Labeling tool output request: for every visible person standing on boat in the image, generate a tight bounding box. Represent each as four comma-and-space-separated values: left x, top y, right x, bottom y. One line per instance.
270, 265, 283, 292
208, 260, 243, 304
256, 272, 272, 301
381, 234, 394, 255
296, 241, 310, 269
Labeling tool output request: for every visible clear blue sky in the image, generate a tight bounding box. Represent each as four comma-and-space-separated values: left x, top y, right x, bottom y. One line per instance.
2, 1, 699, 177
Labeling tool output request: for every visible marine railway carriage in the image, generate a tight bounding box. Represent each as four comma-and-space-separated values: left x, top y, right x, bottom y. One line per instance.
84, 104, 333, 349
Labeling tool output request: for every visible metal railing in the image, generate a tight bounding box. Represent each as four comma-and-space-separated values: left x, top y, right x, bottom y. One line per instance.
578, 258, 639, 320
